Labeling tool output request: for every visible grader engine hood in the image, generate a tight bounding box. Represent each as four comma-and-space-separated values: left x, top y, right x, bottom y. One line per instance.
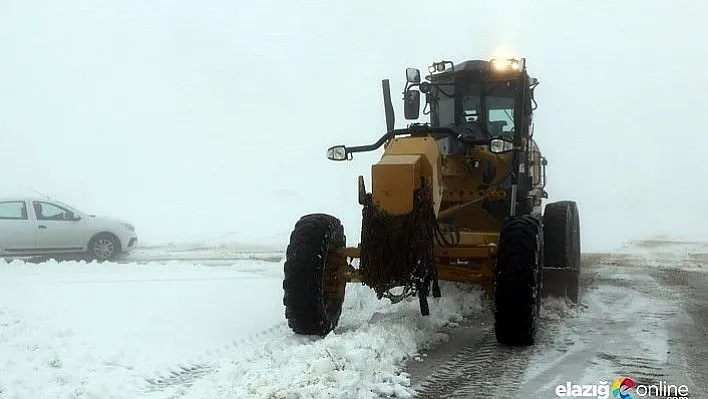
371, 136, 443, 216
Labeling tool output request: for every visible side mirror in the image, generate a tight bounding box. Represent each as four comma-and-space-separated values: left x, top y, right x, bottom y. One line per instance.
405, 67, 421, 84
64, 211, 80, 221
489, 137, 514, 154
403, 90, 420, 120
326, 145, 350, 161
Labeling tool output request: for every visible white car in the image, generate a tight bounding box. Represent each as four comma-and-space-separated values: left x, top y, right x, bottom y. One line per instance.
0, 196, 137, 261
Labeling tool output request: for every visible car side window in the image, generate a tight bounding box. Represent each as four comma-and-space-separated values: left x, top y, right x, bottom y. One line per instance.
33, 201, 70, 221
0, 201, 28, 220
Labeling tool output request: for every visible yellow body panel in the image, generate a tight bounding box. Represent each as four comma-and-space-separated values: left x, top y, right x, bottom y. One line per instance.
371, 155, 421, 215
371, 136, 442, 216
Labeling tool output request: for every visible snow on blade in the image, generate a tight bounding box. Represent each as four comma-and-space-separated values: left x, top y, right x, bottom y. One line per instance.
174, 284, 484, 399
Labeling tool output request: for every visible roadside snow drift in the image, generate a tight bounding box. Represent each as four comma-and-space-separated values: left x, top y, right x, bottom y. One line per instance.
0, 256, 484, 399
162, 283, 484, 399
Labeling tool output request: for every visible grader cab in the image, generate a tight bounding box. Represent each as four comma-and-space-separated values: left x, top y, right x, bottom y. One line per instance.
282, 57, 581, 346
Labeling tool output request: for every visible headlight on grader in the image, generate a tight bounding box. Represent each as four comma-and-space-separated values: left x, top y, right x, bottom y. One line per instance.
326, 145, 349, 161
490, 57, 525, 72
489, 137, 514, 153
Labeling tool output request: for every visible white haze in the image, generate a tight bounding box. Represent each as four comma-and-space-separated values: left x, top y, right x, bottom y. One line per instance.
0, 0, 706, 251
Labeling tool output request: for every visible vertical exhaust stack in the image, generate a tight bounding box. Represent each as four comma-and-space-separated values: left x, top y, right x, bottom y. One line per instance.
382, 79, 395, 132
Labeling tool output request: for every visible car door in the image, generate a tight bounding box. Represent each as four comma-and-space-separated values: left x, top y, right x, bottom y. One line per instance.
33, 200, 87, 251
0, 200, 37, 252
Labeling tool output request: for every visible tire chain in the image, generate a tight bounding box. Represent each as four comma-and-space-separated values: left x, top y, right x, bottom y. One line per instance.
359, 178, 436, 300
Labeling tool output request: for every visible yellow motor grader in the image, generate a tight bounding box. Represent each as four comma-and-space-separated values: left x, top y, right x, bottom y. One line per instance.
283, 57, 581, 346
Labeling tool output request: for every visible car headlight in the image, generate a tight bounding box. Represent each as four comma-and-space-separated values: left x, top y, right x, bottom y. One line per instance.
121, 223, 135, 232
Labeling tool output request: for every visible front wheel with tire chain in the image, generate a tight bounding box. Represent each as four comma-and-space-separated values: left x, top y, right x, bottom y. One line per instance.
494, 214, 542, 346
283, 213, 346, 336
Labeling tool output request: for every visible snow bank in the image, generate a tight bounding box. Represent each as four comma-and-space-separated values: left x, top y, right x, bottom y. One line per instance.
159, 283, 484, 399
136, 232, 288, 253
125, 236, 286, 263
601, 238, 708, 272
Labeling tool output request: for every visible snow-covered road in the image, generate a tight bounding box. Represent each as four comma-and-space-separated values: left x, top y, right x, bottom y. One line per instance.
410, 240, 708, 398
0, 239, 706, 398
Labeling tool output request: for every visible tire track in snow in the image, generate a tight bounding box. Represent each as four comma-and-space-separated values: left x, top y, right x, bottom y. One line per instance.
516, 252, 689, 397
409, 257, 596, 398
138, 323, 297, 397
413, 328, 531, 398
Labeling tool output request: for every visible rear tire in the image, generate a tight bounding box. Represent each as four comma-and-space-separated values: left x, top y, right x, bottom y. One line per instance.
283, 213, 346, 336
494, 215, 542, 346
542, 201, 581, 302
543, 201, 581, 269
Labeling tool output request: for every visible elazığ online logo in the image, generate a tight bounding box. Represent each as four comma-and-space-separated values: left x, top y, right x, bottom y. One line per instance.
611, 377, 636, 399
555, 376, 689, 399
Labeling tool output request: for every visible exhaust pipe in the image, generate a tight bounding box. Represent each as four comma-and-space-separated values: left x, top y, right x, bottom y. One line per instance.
382, 79, 395, 132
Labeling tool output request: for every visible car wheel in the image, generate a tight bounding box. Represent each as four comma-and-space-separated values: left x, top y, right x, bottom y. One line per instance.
88, 234, 120, 261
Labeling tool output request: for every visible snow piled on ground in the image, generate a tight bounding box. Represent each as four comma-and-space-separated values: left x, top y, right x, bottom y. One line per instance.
0, 256, 483, 399
126, 240, 285, 263
0, 307, 145, 399
138, 232, 288, 253
604, 237, 708, 272
173, 284, 484, 399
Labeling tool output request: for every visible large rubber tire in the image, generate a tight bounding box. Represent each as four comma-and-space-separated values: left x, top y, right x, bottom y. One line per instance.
542, 201, 581, 302
283, 213, 346, 336
494, 215, 542, 346
542, 201, 581, 269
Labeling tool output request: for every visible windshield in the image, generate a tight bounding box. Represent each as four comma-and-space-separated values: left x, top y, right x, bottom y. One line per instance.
486, 96, 515, 137
431, 80, 516, 138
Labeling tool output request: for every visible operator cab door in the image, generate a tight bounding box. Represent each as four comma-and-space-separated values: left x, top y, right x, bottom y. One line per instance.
32, 200, 86, 251
0, 200, 37, 252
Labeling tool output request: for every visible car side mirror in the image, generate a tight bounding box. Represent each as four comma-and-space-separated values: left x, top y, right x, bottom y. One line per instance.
64, 211, 80, 221
403, 90, 420, 120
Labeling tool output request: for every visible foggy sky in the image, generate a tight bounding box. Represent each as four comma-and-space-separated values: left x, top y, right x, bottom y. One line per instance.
1, 0, 706, 251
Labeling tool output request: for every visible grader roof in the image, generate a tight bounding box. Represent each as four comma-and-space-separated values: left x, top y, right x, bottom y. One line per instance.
428, 59, 532, 81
